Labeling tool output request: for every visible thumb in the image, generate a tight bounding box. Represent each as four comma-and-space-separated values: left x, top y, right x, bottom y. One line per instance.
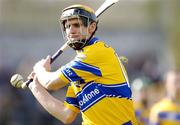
46, 55, 51, 63
27, 71, 35, 80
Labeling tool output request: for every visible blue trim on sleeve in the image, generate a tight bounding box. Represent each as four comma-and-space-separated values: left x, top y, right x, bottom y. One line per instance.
69, 61, 102, 76
135, 110, 141, 117
65, 97, 80, 109
177, 113, 180, 120
61, 65, 85, 83
158, 112, 167, 119
158, 112, 180, 121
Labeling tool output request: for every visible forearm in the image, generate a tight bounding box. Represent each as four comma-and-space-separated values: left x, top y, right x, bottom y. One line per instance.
32, 56, 67, 90
34, 67, 67, 90
29, 82, 77, 124
34, 66, 52, 88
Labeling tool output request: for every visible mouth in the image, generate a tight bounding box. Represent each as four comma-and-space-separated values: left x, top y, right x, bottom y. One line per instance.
68, 34, 81, 41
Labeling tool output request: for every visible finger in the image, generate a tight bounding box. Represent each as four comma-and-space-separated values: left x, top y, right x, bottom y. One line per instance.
46, 55, 51, 63
27, 71, 35, 79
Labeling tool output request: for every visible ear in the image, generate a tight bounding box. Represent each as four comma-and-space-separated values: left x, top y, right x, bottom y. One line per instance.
88, 22, 96, 34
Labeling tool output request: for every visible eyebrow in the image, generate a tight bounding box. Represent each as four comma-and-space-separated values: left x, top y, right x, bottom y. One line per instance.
65, 23, 78, 27
65, 21, 84, 28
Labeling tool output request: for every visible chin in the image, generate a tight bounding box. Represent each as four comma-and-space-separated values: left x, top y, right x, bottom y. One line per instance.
70, 38, 79, 41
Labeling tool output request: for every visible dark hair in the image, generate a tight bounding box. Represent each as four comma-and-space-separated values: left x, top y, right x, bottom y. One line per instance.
80, 16, 94, 27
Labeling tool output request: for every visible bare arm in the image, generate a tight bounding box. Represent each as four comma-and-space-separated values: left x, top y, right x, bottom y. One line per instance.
29, 76, 78, 124
32, 55, 67, 90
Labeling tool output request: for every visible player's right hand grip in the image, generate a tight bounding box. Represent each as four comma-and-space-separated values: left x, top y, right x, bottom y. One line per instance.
24, 42, 68, 87
25, 50, 64, 87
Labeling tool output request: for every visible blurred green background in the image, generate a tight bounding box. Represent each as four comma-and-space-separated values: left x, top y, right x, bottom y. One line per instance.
0, 0, 179, 125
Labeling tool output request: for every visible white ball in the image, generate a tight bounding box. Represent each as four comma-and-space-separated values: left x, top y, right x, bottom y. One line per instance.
10, 74, 24, 88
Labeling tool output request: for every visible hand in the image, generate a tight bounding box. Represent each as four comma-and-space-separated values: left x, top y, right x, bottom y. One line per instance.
28, 75, 42, 90
33, 55, 51, 73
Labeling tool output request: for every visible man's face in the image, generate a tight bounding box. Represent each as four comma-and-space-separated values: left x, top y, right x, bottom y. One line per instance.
64, 18, 90, 42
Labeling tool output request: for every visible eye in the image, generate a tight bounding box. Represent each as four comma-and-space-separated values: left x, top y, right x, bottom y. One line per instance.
65, 24, 71, 29
65, 23, 80, 29
73, 23, 80, 28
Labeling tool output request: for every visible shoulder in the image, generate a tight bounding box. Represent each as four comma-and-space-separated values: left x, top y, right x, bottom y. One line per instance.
150, 98, 171, 117
76, 40, 117, 63
84, 41, 115, 56
151, 98, 168, 111
93, 40, 111, 48
149, 97, 174, 123
88, 41, 114, 62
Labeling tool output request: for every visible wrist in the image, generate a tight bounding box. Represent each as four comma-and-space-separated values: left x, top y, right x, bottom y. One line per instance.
28, 81, 36, 91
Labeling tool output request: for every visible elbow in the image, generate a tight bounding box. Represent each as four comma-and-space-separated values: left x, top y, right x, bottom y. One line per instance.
61, 115, 75, 125
44, 83, 54, 90
43, 82, 52, 90
62, 120, 73, 125
60, 110, 77, 125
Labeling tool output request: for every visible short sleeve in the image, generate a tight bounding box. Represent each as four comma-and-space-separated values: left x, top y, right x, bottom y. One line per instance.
64, 85, 80, 113
149, 105, 159, 125
60, 60, 101, 84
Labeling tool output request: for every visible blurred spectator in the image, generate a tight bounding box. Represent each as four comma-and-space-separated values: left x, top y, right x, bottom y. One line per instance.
149, 70, 180, 125
132, 77, 151, 125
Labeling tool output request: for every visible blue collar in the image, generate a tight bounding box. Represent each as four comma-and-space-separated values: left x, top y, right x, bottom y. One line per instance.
86, 37, 99, 46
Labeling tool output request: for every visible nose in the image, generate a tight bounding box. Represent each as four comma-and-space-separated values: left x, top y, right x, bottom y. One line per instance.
68, 25, 77, 34
70, 26, 75, 31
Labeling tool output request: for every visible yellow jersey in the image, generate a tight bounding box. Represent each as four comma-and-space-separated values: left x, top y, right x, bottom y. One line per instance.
134, 102, 150, 125
149, 97, 180, 125
60, 37, 138, 125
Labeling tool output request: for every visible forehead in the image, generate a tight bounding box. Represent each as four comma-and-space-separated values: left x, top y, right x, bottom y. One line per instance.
64, 18, 82, 25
